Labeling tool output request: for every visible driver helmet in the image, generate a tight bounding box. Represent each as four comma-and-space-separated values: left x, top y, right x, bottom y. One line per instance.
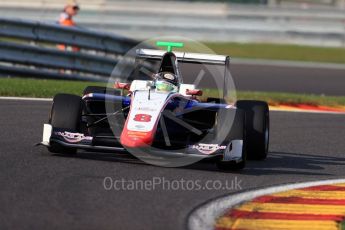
154, 72, 179, 93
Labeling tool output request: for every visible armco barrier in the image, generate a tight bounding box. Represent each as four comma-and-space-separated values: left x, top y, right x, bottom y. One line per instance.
0, 18, 138, 81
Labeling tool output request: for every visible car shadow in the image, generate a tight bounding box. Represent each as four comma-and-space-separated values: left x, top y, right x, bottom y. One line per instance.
51, 149, 345, 176
53, 150, 148, 166
187, 151, 345, 175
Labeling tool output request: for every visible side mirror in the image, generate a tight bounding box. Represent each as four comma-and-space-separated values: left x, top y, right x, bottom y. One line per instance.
114, 82, 131, 90
186, 89, 203, 96
146, 81, 156, 90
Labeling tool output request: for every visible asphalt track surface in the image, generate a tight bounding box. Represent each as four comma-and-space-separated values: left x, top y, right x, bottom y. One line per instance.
1, 99, 345, 230
178, 61, 345, 97
230, 62, 345, 96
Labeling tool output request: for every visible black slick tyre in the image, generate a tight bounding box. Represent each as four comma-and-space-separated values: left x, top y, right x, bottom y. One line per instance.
236, 100, 269, 160
48, 94, 83, 154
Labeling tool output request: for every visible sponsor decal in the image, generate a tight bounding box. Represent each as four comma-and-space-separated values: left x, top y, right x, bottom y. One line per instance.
136, 106, 157, 112
127, 131, 149, 137
134, 124, 146, 130
55, 131, 92, 143
190, 143, 226, 155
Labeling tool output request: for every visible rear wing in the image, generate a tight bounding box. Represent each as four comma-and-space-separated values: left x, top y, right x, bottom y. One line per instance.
136, 49, 230, 65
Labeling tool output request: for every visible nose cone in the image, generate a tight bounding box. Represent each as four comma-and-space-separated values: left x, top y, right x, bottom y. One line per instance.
120, 130, 154, 148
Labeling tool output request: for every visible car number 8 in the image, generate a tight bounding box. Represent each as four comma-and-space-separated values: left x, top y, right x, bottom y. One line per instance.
133, 114, 152, 122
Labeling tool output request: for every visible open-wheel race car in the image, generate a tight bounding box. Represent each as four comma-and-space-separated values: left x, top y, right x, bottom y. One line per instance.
40, 42, 269, 171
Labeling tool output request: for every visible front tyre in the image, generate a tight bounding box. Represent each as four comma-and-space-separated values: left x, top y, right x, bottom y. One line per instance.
48, 94, 83, 154
236, 100, 269, 160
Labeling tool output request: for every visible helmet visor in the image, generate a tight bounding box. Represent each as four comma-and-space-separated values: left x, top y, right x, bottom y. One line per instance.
155, 80, 178, 93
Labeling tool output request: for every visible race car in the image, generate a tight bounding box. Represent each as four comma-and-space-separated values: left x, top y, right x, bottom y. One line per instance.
40, 41, 269, 171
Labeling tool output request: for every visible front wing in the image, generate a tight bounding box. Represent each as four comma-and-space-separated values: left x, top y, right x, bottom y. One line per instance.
40, 124, 244, 162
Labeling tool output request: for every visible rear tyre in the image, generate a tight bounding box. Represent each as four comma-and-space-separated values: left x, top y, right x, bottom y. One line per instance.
48, 94, 83, 154
236, 100, 269, 160
215, 108, 246, 171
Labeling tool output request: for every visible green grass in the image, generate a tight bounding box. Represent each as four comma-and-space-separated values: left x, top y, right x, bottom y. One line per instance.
205, 42, 345, 64
0, 78, 106, 98
202, 88, 345, 107
1, 78, 345, 107
237, 91, 345, 107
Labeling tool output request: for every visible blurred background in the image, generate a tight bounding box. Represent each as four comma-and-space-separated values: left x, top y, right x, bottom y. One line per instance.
1, 0, 345, 46
0, 0, 345, 106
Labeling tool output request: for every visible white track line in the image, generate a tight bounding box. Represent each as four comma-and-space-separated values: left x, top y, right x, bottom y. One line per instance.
0, 96, 52, 101
188, 178, 345, 230
0, 97, 344, 115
